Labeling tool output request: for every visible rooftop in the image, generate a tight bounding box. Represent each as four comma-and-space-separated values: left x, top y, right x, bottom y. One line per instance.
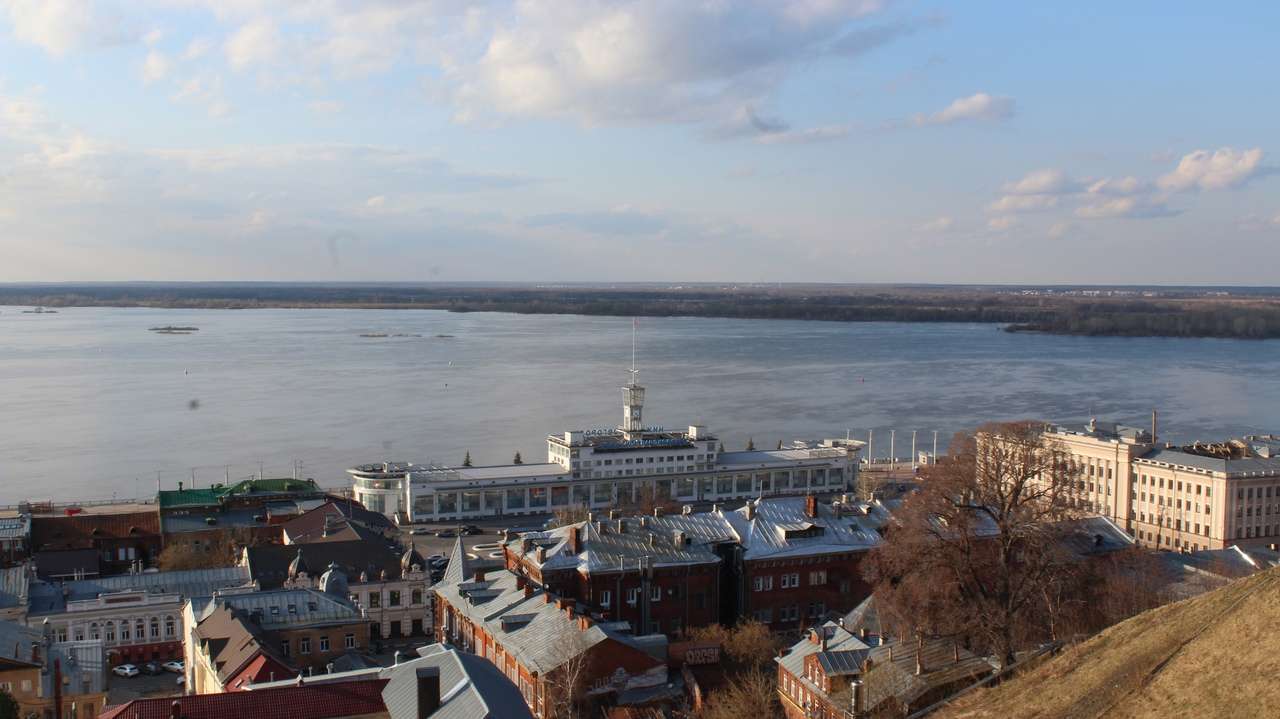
28, 565, 252, 614
99, 678, 388, 719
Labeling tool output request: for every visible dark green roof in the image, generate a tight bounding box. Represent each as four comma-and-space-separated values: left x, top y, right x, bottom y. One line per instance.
158, 478, 320, 508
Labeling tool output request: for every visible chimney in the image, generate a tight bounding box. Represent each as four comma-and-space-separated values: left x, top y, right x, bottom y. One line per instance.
640, 516, 650, 529
744, 502, 756, 521
953, 644, 959, 663
805, 496, 818, 519
851, 680, 863, 714
566, 607, 574, 621
820, 631, 827, 652
673, 531, 686, 548
474, 571, 486, 583
171, 700, 181, 719
524, 583, 535, 599
609, 510, 621, 520
416, 667, 442, 719
859, 627, 868, 640
515, 576, 525, 591
888, 645, 893, 661
682, 505, 694, 515
537, 547, 546, 563
653, 507, 662, 518
394, 650, 406, 665
569, 527, 581, 555
711, 503, 719, 514
617, 519, 628, 534
834, 506, 843, 520
915, 651, 923, 676
543, 592, 552, 604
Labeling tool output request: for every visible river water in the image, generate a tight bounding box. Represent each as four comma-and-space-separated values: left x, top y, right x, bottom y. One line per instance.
2, 306, 1278, 505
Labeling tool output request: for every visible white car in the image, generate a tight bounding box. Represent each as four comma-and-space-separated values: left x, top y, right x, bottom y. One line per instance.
112, 664, 140, 678
162, 661, 184, 673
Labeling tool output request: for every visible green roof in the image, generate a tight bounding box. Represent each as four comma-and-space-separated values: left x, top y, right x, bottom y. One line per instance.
157, 478, 320, 508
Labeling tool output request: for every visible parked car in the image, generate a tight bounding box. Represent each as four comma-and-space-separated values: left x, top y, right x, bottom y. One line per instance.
461, 525, 484, 535
176, 675, 186, 686
427, 554, 446, 562
113, 664, 140, 678
436, 529, 456, 538
409, 527, 431, 535
141, 662, 163, 675
162, 661, 184, 674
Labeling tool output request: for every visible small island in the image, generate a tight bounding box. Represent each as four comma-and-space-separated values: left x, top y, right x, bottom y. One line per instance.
149, 326, 199, 334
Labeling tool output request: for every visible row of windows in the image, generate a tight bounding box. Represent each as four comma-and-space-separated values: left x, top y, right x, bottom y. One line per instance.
1137, 475, 1210, 497
366, 588, 424, 608
283, 633, 357, 655
1139, 514, 1209, 535
759, 602, 828, 624
72, 616, 175, 644
753, 571, 831, 591
1136, 493, 1211, 515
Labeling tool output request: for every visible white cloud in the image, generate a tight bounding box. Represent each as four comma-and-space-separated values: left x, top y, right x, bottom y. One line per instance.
987, 215, 1019, 231
1048, 222, 1077, 237
917, 216, 955, 232
1000, 168, 1070, 195
307, 101, 346, 117
140, 50, 172, 84
206, 100, 233, 117
1157, 147, 1268, 193
223, 18, 282, 72
983, 194, 1059, 214
903, 92, 1014, 127
365, 195, 385, 207
756, 123, 859, 145
1085, 176, 1147, 196
1237, 213, 1280, 230
3, 0, 116, 56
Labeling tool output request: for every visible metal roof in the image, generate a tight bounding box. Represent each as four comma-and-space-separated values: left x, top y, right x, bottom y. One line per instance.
380, 644, 536, 719
27, 566, 252, 615
0, 566, 28, 610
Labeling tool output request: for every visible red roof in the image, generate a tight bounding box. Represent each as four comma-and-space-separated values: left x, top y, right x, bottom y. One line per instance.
99, 679, 389, 719
228, 654, 296, 691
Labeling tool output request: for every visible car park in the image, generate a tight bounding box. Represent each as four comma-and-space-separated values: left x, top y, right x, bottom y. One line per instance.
162, 661, 184, 673
141, 662, 163, 675
113, 664, 140, 678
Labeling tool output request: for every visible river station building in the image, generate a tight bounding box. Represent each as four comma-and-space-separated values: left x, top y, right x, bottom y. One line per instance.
350, 379, 863, 523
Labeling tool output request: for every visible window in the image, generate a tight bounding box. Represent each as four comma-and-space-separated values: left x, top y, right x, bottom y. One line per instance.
105, 622, 115, 643
412, 588, 423, 605
839, 580, 851, 596
20, 680, 32, 693
300, 637, 312, 654
753, 577, 763, 592
368, 592, 381, 608
389, 591, 401, 607
319, 636, 330, 652
627, 588, 640, 606
651, 586, 662, 602
120, 623, 130, 641
600, 590, 612, 607
809, 570, 827, 586
345, 633, 356, 649
150, 618, 160, 638
670, 617, 681, 633
695, 591, 705, 611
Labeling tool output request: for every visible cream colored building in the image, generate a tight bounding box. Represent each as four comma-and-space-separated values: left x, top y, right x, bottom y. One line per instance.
1049, 422, 1280, 552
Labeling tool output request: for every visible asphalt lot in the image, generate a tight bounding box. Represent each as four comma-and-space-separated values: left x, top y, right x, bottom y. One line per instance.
107, 669, 184, 705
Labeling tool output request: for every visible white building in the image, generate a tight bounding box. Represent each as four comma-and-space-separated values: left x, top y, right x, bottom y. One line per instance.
351, 380, 864, 523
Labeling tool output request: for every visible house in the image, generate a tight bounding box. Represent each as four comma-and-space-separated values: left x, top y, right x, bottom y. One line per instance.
186, 602, 297, 693
434, 540, 670, 718
26, 565, 252, 666
281, 502, 398, 545
0, 619, 109, 719
502, 495, 894, 634
30, 506, 163, 577
775, 598, 992, 719
99, 679, 389, 719
246, 539, 432, 643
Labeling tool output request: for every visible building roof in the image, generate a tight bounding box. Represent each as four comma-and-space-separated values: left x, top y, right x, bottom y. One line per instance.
162, 507, 277, 534
31, 549, 100, 580
30, 511, 161, 551
435, 567, 665, 677
193, 602, 296, 686
247, 540, 405, 589
1052, 420, 1153, 443
44, 638, 109, 697
196, 586, 363, 632
282, 502, 396, 544
1137, 445, 1280, 477
1055, 515, 1138, 558
721, 496, 890, 561
27, 566, 252, 615
0, 619, 43, 669
0, 515, 31, 541
99, 678, 389, 719
0, 565, 29, 610
158, 478, 324, 510
380, 644, 536, 719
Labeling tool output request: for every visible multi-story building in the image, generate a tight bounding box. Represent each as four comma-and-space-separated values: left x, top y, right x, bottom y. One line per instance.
350, 378, 862, 523
26, 565, 253, 666
0, 620, 109, 719
1047, 421, 1280, 551
30, 505, 164, 578
502, 495, 894, 634
434, 541, 670, 719
186, 565, 372, 681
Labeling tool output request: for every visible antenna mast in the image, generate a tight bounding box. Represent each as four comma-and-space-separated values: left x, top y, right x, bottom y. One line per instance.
629, 318, 638, 387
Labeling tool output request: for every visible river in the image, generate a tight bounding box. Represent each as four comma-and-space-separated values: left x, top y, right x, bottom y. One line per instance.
2, 306, 1278, 505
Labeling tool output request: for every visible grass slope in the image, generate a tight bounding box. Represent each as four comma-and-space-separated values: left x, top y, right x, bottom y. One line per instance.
934, 566, 1280, 719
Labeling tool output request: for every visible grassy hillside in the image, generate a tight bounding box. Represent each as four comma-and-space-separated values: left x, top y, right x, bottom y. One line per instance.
932, 567, 1280, 719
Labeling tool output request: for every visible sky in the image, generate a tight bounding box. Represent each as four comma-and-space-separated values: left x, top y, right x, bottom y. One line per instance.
1, 1, 1277, 285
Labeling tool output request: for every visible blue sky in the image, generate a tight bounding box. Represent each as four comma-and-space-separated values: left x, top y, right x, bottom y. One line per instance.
1, 1, 1277, 285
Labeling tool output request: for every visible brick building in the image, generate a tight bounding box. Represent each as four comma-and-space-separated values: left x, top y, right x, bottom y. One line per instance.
434, 541, 669, 718
502, 495, 894, 634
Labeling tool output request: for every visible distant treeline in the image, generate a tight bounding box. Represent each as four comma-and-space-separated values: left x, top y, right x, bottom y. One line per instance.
4, 283, 1280, 339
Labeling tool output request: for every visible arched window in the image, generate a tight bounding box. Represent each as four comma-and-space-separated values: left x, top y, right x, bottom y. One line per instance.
164, 616, 176, 637
411, 589, 423, 605
89, 622, 100, 640
149, 618, 160, 639
121, 621, 131, 641
105, 621, 116, 643
136, 619, 145, 641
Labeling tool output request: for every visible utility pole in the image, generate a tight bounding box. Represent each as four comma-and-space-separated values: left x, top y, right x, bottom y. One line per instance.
867, 430, 873, 469
890, 430, 896, 474
912, 430, 917, 470
933, 431, 938, 465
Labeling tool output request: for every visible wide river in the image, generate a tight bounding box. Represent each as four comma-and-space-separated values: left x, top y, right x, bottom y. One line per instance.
3, 306, 1278, 506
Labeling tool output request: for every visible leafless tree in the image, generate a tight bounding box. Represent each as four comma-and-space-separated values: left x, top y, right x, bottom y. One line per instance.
544, 618, 594, 719
699, 669, 781, 719
868, 421, 1085, 667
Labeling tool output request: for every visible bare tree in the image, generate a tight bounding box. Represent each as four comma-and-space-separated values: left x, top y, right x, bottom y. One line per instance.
699, 669, 780, 719
544, 619, 594, 719
687, 620, 783, 674
868, 421, 1085, 667
553, 503, 590, 527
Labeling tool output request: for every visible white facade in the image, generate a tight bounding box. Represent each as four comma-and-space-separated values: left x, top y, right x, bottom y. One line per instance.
351, 382, 863, 523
